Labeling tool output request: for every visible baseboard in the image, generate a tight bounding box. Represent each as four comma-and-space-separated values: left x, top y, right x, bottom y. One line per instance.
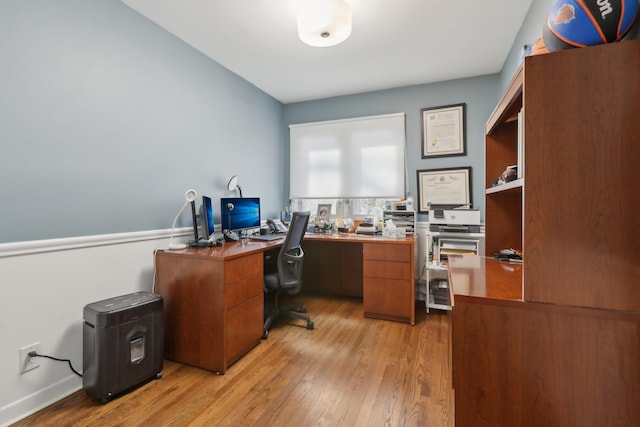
0, 375, 82, 427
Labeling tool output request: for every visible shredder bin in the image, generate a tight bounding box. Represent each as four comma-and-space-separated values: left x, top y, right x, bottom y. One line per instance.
83, 291, 163, 402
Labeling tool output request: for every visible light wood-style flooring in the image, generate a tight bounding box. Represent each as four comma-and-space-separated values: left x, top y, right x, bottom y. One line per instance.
13, 295, 453, 426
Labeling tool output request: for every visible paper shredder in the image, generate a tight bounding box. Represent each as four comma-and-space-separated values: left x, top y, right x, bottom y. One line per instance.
83, 291, 163, 403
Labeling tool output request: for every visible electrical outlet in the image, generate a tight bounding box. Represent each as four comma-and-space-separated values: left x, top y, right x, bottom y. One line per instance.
19, 342, 40, 373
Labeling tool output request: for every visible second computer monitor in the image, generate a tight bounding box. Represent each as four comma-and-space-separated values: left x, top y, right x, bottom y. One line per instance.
201, 195, 215, 239
220, 197, 260, 232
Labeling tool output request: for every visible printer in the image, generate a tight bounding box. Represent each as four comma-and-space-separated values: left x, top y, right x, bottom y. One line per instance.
429, 209, 482, 233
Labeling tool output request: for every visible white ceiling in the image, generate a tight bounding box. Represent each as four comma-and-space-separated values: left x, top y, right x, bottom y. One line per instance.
121, 0, 533, 104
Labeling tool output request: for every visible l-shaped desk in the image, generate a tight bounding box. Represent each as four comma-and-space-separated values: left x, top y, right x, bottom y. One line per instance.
153, 232, 415, 373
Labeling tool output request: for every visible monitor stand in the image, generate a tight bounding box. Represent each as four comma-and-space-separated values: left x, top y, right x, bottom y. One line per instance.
223, 230, 239, 242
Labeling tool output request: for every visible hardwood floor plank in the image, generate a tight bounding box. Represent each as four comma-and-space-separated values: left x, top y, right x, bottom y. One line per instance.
12, 296, 453, 427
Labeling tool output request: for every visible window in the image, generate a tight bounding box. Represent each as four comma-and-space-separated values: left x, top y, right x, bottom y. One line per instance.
289, 113, 406, 199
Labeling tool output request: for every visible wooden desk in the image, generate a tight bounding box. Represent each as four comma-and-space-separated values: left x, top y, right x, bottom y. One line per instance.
303, 233, 415, 325
154, 233, 415, 373
154, 241, 279, 374
449, 256, 640, 426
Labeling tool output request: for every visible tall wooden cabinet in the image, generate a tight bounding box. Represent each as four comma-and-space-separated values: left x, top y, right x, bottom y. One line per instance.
485, 38, 640, 310
452, 39, 640, 426
523, 41, 640, 312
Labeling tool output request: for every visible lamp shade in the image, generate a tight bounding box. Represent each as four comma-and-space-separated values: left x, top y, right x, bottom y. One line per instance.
297, 0, 352, 47
227, 175, 243, 197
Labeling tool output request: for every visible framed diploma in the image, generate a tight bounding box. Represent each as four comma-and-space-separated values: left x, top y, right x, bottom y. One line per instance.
421, 103, 466, 158
417, 167, 472, 212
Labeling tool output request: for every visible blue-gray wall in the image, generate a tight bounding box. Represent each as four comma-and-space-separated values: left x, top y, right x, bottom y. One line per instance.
4, 0, 603, 243
500, 0, 555, 90
0, 0, 284, 243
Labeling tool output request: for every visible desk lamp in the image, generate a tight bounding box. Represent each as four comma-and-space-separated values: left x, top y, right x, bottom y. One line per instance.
227, 175, 243, 198
167, 189, 197, 250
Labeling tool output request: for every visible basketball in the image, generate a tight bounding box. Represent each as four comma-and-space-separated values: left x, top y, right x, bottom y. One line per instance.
542, 0, 639, 51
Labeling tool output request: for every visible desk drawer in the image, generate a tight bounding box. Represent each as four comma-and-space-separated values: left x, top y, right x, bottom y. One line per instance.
225, 274, 263, 309
364, 260, 411, 281
224, 253, 262, 283
363, 243, 410, 262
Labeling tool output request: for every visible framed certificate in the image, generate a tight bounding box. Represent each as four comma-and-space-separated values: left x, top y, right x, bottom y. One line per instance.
417, 167, 472, 212
421, 103, 466, 158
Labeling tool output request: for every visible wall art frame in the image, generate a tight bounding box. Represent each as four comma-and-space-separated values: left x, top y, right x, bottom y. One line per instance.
421, 103, 466, 158
417, 166, 472, 212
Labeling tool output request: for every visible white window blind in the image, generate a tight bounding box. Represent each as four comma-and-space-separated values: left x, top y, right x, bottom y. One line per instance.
289, 113, 406, 199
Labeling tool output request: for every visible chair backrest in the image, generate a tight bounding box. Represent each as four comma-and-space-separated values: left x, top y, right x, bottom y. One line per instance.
277, 211, 310, 292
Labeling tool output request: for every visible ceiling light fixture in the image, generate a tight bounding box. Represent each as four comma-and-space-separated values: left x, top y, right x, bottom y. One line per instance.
297, 0, 352, 48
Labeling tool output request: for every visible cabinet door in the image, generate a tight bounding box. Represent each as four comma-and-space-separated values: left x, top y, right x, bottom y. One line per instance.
363, 277, 411, 321
523, 41, 640, 312
453, 298, 640, 426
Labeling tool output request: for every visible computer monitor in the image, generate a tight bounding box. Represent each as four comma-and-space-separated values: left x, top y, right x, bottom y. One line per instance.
220, 197, 260, 232
201, 195, 215, 240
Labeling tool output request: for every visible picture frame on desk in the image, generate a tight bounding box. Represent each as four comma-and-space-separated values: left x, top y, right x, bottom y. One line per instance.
316, 204, 331, 221
417, 167, 472, 213
420, 103, 466, 158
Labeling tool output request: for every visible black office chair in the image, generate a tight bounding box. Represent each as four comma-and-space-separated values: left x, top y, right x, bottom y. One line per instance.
263, 211, 314, 339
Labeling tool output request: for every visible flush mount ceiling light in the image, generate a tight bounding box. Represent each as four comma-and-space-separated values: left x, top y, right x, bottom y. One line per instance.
297, 0, 352, 47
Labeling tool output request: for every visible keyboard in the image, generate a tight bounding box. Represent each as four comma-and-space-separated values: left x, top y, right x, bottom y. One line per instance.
249, 234, 285, 241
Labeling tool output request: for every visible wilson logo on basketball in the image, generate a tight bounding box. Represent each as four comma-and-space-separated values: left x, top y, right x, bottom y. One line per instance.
597, 0, 613, 19
555, 3, 576, 24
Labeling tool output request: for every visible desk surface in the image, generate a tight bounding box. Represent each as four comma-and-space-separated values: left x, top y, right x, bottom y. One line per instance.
448, 255, 523, 306
306, 232, 414, 244
161, 232, 415, 260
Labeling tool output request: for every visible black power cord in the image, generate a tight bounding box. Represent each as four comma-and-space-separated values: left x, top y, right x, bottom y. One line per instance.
28, 351, 82, 377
